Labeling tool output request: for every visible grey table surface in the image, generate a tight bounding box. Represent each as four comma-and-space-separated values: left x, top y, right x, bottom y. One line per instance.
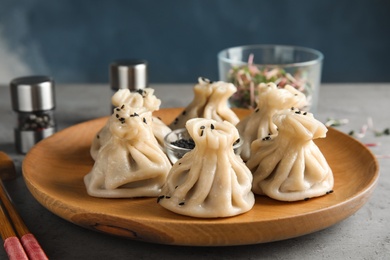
0, 83, 389, 260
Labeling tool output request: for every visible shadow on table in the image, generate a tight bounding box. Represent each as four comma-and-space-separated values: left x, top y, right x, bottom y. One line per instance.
0, 142, 16, 155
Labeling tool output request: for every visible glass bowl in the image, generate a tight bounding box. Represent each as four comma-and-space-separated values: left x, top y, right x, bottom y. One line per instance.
164, 128, 243, 164
218, 44, 323, 113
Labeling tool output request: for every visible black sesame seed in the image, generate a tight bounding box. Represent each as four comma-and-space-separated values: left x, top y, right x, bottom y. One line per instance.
97, 135, 100, 139
291, 107, 295, 110
116, 114, 119, 118
200, 126, 205, 129
201, 77, 212, 83
255, 108, 260, 113
200, 130, 204, 136
295, 111, 301, 114
304, 197, 310, 201
143, 118, 147, 124
303, 112, 307, 115
182, 110, 186, 115
175, 186, 178, 189
179, 202, 185, 206
171, 139, 195, 149
116, 108, 120, 111
211, 124, 215, 130
121, 104, 125, 109
130, 112, 139, 117
157, 195, 165, 203
165, 196, 171, 199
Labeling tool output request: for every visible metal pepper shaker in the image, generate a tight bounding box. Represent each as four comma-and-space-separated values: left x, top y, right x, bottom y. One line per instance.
110, 59, 148, 92
10, 76, 56, 154
109, 59, 148, 110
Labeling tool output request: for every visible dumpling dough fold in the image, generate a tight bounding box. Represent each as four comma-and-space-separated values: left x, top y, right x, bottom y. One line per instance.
159, 118, 255, 218
84, 106, 171, 198
237, 82, 307, 161
169, 77, 239, 130
246, 108, 333, 201
91, 88, 171, 160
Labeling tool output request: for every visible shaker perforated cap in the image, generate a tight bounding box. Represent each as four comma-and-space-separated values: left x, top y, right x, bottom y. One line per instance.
10, 76, 56, 112
110, 59, 148, 91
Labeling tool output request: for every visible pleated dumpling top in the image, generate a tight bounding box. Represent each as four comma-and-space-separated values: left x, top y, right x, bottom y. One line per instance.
247, 108, 333, 201
159, 118, 255, 218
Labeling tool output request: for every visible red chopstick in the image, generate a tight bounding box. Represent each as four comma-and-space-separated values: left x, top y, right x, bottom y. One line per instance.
0, 179, 48, 260
0, 202, 28, 260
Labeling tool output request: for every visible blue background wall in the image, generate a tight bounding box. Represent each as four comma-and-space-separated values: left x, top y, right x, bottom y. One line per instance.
0, 0, 389, 84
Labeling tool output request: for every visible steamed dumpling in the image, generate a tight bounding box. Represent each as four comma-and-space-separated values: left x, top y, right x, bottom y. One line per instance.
169, 77, 239, 130
84, 106, 171, 198
113, 88, 171, 147
246, 108, 333, 201
159, 118, 254, 218
237, 82, 307, 161
91, 88, 171, 160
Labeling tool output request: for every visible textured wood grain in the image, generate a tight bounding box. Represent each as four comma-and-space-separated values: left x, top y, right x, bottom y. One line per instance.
0, 203, 16, 240
22, 108, 379, 246
0, 152, 17, 181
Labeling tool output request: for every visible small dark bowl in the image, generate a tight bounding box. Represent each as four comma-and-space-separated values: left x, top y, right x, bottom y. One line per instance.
164, 128, 243, 164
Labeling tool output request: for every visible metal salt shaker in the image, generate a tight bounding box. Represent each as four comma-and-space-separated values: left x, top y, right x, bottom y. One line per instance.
109, 59, 148, 110
10, 76, 56, 154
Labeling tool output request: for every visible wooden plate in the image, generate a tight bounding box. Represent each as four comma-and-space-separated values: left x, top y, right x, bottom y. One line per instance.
23, 108, 379, 246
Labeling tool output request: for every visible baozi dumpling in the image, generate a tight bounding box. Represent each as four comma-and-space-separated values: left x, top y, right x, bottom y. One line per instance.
169, 77, 239, 130
246, 108, 333, 201
159, 118, 255, 218
91, 88, 171, 160
113, 88, 171, 147
237, 82, 307, 161
84, 106, 171, 198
